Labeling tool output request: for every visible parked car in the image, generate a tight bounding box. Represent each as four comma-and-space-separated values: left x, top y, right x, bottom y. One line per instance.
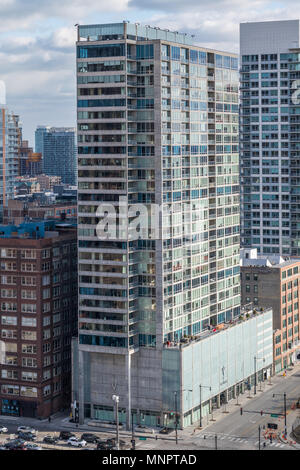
59, 431, 75, 441
159, 427, 172, 434
97, 442, 113, 450
106, 438, 126, 448
0, 426, 8, 433
4, 439, 27, 450
17, 426, 36, 434
80, 433, 100, 444
67, 437, 86, 448
43, 435, 58, 444
25, 443, 42, 450
17, 432, 37, 441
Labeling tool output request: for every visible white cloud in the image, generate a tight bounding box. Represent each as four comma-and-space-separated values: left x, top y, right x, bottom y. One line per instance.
1, 0, 300, 144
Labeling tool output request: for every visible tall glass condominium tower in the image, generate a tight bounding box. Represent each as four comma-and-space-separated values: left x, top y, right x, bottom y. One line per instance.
240, 20, 300, 256
35, 126, 77, 186
0, 104, 21, 216
75, 22, 240, 429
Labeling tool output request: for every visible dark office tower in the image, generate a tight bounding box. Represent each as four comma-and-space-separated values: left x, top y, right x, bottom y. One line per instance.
35, 126, 77, 186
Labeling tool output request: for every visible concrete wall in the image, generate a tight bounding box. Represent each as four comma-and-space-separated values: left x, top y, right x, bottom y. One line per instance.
240, 20, 300, 54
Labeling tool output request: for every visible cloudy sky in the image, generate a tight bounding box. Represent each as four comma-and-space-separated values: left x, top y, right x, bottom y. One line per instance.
1, 0, 299, 145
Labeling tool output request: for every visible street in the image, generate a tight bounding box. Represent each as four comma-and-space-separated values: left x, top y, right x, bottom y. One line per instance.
0, 366, 299, 451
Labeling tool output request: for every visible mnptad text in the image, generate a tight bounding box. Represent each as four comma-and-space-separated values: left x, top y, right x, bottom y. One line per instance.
102, 454, 197, 467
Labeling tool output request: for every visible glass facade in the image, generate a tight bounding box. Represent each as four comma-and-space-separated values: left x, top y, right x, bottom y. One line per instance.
76, 22, 241, 427
240, 46, 300, 256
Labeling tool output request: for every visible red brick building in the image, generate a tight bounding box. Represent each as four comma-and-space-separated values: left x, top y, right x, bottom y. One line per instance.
0, 220, 77, 418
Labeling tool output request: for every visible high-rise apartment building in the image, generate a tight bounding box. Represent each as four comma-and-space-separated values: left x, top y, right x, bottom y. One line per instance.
0, 106, 22, 214
0, 220, 77, 418
73, 22, 252, 429
240, 20, 300, 256
35, 126, 77, 186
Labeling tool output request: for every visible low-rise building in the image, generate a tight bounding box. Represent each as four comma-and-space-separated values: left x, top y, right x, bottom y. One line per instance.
72, 306, 273, 429
240, 248, 300, 374
0, 220, 77, 418
3, 200, 77, 225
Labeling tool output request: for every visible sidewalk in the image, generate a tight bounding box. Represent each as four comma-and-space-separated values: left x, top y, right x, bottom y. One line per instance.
178, 363, 300, 440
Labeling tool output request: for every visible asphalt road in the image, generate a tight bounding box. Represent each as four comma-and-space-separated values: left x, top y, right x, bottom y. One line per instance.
0, 369, 299, 451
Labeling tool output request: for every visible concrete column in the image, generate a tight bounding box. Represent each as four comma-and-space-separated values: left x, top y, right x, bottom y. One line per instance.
209, 399, 212, 414
241, 382, 245, 394
216, 394, 221, 408
78, 349, 85, 425
126, 353, 131, 431
224, 389, 229, 404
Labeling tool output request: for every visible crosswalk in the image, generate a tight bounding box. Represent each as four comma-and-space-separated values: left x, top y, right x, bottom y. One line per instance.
198, 432, 288, 448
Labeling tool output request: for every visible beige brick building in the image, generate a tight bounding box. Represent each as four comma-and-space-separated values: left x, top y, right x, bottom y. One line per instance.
240, 248, 300, 373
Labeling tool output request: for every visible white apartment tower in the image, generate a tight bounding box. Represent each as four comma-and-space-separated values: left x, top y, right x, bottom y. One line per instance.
74, 22, 244, 429
240, 20, 300, 256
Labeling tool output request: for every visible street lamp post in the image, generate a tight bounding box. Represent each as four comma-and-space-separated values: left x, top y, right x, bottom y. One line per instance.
174, 391, 178, 445
112, 395, 120, 450
131, 410, 135, 450
254, 355, 265, 395
199, 385, 211, 428
172, 389, 192, 443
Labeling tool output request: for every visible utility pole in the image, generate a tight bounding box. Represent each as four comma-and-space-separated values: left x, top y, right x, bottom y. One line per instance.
131, 410, 135, 450
258, 425, 261, 450
112, 395, 120, 450
174, 391, 178, 445
254, 356, 257, 395
254, 355, 265, 395
273, 392, 287, 438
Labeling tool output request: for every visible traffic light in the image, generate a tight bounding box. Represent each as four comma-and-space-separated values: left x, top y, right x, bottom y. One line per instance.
240, 407, 243, 415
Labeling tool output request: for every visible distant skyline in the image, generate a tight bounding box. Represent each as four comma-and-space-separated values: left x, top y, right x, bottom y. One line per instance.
1, 0, 300, 145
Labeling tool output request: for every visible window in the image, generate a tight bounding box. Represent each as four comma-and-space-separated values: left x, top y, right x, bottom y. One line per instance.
22, 344, 37, 354
20, 386, 37, 397
1, 330, 17, 339
1, 370, 18, 379
1, 316, 17, 326
21, 317, 37, 327
21, 331, 36, 341
43, 289, 50, 299
43, 370, 51, 381
21, 304, 36, 314
43, 385, 51, 396
1, 384, 19, 395
22, 358, 37, 368
22, 371, 37, 382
